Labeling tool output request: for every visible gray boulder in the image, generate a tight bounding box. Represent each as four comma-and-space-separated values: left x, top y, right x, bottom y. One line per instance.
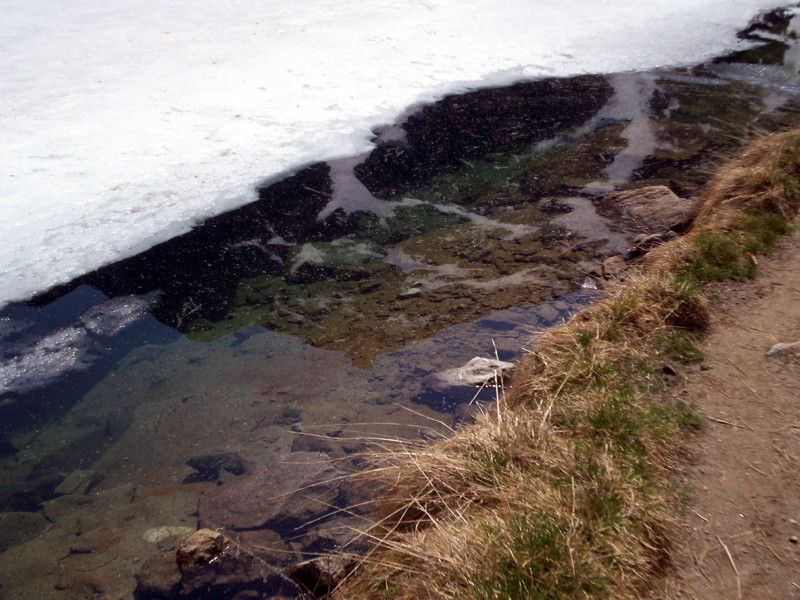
607, 186, 696, 234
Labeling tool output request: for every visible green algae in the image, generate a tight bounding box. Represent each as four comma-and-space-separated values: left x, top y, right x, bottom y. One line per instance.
186, 68, 800, 366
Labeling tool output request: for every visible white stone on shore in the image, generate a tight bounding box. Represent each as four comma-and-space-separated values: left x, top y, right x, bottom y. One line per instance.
767, 341, 800, 356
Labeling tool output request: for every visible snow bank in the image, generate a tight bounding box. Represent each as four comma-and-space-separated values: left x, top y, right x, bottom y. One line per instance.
0, 0, 784, 306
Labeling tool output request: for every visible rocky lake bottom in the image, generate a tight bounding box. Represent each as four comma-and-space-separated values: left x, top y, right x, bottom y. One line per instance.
3, 7, 800, 599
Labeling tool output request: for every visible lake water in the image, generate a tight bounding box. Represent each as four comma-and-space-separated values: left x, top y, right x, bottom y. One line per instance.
2, 6, 800, 599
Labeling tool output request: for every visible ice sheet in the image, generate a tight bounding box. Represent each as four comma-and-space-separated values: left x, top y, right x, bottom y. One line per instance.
0, 0, 785, 306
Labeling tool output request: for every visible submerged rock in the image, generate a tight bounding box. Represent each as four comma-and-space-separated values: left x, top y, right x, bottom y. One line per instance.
185, 453, 246, 482
434, 357, 515, 388
177, 529, 283, 598
602, 255, 627, 278
198, 452, 343, 532
177, 529, 230, 567
196, 452, 376, 573
629, 230, 679, 257
6, 473, 65, 511
453, 401, 490, 426
136, 545, 183, 599
136, 529, 284, 599
143, 526, 196, 545
41, 493, 93, 522
53, 469, 103, 496
290, 433, 333, 454
0, 511, 48, 552
299, 516, 368, 557
288, 554, 356, 599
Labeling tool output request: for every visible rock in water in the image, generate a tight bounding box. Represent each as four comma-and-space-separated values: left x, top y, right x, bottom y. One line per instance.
629, 230, 678, 257
7, 473, 65, 511
143, 526, 196, 544
176, 529, 230, 567
135, 542, 183, 600
607, 186, 697, 234
198, 452, 343, 531
288, 555, 356, 599
185, 453, 245, 482
602, 255, 626, 278
177, 529, 282, 597
137, 529, 283, 599
54, 470, 103, 496
434, 357, 515, 388
290, 429, 333, 454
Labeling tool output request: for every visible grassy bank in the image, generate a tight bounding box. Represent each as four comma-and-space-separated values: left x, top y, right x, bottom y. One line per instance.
332, 129, 800, 600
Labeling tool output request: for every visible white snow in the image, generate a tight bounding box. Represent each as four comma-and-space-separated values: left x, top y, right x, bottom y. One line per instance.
0, 0, 785, 306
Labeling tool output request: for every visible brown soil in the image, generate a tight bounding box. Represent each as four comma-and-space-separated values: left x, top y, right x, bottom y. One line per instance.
662, 229, 800, 599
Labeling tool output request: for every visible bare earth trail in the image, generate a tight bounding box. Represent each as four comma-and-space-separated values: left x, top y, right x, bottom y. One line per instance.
663, 229, 800, 599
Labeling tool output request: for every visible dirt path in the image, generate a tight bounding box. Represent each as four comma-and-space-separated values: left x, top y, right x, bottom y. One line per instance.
663, 229, 800, 599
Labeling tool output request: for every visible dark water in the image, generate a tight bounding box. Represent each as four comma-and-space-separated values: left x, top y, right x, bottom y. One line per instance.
2, 7, 800, 599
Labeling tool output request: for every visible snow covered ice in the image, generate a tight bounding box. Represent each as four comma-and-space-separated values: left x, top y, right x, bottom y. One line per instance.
0, 0, 787, 307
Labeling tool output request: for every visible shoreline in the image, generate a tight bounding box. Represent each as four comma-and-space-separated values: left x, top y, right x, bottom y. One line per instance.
0, 1, 787, 308
328, 129, 800, 600
2, 7, 800, 599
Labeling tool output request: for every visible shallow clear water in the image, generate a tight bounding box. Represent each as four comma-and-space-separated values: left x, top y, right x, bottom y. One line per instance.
0, 276, 593, 598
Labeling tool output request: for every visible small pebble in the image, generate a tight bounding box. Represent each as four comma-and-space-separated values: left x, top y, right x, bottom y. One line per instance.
69, 542, 93, 554
400, 287, 422, 297
662, 363, 678, 376
790, 536, 799, 545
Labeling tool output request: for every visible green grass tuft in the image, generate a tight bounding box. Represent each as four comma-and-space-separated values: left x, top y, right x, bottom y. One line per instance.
650, 331, 704, 363
476, 513, 608, 600
680, 210, 792, 282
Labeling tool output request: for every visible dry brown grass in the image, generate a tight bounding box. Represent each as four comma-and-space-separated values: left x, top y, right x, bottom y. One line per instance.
338, 398, 672, 600
647, 129, 800, 274
332, 129, 800, 600
696, 129, 800, 223
334, 279, 705, 600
